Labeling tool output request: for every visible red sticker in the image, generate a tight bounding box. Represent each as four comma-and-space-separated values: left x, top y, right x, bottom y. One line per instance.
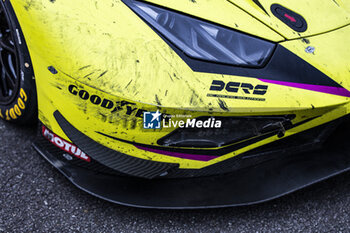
42, 126, 91, 162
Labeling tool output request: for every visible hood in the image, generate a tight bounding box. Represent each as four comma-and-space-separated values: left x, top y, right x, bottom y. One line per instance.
227, 0, 350, 39
142, 0, 350, 40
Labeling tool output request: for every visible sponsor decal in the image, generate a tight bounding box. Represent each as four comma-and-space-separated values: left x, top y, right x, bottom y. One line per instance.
68, 85, 147, 118
0, 88, 27, 120
42, 126, 91, 162
143, 111, 222, 130
208, 80, 268, 101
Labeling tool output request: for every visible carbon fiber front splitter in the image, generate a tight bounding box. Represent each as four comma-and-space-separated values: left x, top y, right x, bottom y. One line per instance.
33, 118, 350, 209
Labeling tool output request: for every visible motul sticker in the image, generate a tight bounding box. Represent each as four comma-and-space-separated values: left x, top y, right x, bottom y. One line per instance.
42, 126, 91, 162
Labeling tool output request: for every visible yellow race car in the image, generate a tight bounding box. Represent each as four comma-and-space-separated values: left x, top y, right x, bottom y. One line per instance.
2, 0, 350, 208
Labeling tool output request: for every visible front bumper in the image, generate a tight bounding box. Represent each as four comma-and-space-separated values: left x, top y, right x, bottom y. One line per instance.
33, 115, 350, 208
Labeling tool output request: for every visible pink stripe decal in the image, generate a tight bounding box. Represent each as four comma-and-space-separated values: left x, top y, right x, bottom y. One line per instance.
135, 145, 218, 162
284, 13, 297, 23
259, 79, 350, 97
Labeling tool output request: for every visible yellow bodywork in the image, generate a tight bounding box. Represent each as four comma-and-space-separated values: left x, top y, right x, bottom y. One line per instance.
9, 0, 350, 169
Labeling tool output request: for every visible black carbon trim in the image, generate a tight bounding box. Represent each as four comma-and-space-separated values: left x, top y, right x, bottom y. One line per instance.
36, 124, 129, 177
53, 111, 178, 179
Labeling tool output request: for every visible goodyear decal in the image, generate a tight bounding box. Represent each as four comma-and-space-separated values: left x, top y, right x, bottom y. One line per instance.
1, 88, 28, 120
68, 84, 148, 118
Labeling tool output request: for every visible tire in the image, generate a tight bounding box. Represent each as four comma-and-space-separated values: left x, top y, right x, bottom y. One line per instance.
0, 0, 37, 125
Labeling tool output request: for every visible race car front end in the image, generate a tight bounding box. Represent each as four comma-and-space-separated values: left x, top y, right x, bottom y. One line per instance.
10, 0, 350, 208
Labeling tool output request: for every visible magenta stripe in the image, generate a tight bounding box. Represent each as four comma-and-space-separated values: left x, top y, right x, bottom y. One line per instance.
259, 79, 350, 97
135, 145, 218, 162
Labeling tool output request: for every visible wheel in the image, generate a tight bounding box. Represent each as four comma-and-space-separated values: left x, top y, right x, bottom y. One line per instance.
0, 0, 37, 125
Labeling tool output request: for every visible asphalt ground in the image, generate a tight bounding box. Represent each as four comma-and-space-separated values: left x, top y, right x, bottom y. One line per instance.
1, 120, 350, 232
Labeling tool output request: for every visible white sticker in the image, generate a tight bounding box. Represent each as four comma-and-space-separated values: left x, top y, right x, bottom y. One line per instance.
16, 29, 22, 45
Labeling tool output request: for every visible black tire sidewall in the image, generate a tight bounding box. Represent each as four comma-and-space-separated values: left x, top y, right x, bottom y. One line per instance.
0, 0, 37, 124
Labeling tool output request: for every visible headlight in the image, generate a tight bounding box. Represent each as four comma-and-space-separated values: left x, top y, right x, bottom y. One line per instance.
123, 0, 276, 67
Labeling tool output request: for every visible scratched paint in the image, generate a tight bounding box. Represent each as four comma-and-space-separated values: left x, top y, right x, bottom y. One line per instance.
8, 0, 350, 169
